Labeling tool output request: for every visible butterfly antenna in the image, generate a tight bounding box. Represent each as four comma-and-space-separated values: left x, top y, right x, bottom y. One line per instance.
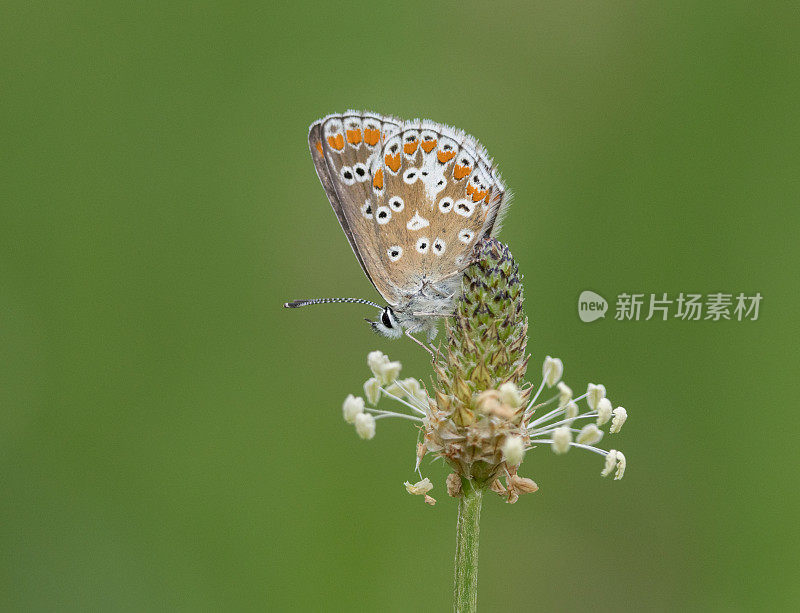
283, 297, 382, 309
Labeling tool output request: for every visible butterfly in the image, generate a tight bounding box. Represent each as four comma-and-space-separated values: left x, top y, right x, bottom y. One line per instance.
284, 111, 510, 346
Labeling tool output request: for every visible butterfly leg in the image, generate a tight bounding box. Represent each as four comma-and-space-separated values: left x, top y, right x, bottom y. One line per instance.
404, 328, 436, 357
433, 268, 465, 285
408, 319, 444, 356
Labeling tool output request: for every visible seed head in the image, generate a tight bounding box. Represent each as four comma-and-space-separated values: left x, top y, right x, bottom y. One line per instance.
335, 238, 632, 503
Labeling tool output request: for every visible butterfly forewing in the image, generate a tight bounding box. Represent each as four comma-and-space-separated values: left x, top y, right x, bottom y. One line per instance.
309, 111, 508, 314
309, 113, 403, 304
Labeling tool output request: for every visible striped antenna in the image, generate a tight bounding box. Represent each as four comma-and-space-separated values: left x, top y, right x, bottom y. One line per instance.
283, 297, 382, 309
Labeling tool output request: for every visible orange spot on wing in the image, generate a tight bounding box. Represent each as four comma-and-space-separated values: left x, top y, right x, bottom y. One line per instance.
385, 153, 402, 173
346, 129, 362, 145
373, 167, 384, 190
327, 134, 344, 150
421, 139, 437, 153
472, 189, 488, 203
454, 164, 471, 180
466, 183, 475, 195
315, 141, 323, 154
403, 141, 418, 155
364, 128, 380, 146
484, 191, 492, 203
437, 150, 456, 164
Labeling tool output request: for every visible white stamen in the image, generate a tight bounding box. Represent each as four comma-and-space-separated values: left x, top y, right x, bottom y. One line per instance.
557, 381, 573, 406
366, 350, 402, 385
384, 381, 403, 397
610, 407, 628, 433
565, 400, 579, 420
404, 477, 433, 495
542, 356, 564, 387
528, 410, 597, 433
596, 397, 613, 425
399, 377, 422, 397
355, 413, 376, 440
614, 451, 626, 480
379, 386, 426, 416
551, 426, 572, 454
393, 379, 428, 410
586, 383, 606, 410
366, 408, 423, 422
576, 423, 603, 445
501, 435, 525, 466
380, 361, 402, 385
364, 377, 381, 405
525, 377, 548, 412
367, 350, 386, 375
498, 382, 522, 408
602, 450, 618, 477
342, 394, 365, 424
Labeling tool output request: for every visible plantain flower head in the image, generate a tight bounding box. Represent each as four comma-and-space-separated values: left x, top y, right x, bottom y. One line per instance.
336, 239, 631, 504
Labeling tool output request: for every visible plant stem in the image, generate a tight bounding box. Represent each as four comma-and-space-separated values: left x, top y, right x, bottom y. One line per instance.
453, 479, 483, 612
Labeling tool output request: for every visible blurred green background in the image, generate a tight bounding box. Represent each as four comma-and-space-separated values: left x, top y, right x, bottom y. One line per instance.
2, 2, 798, 611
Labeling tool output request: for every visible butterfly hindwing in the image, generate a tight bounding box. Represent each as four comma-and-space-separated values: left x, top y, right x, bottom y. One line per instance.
370, 120, 508, 303
309, 111, 509, 313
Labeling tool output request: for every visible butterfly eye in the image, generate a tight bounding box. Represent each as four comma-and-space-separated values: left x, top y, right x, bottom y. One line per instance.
438, 197, 453, 213
381, 309, 393, 328
389, 197, 405, 212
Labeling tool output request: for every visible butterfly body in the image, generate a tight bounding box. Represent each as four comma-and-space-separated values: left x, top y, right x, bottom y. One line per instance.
298, 110, 510, 340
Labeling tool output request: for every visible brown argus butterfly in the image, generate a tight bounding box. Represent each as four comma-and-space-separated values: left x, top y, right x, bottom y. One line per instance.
284, 111, 510, 346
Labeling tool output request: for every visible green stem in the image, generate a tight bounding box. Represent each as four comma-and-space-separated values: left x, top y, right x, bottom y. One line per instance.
453, 479, 483, 613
